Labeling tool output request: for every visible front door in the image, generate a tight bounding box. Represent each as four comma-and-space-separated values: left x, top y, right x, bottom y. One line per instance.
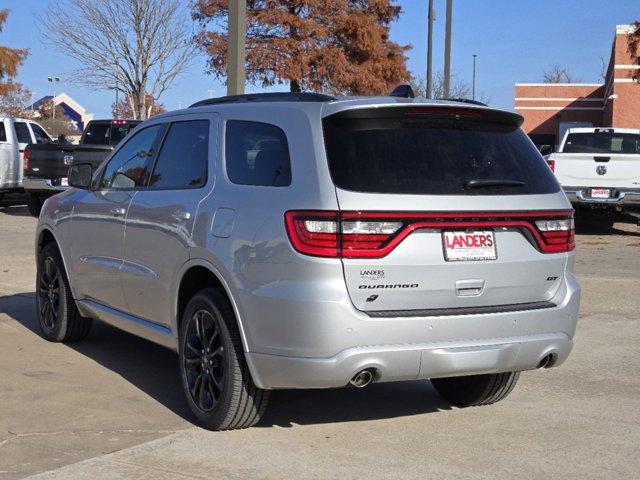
69, 123, 166, 311
122, 116, 215, 327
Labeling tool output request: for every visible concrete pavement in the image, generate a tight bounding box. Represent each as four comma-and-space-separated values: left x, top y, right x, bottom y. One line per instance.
1, 194, 639, 479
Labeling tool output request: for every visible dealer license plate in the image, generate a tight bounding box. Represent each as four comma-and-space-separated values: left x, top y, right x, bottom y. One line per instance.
591, 188, 610, 199
442, 230, 497, 262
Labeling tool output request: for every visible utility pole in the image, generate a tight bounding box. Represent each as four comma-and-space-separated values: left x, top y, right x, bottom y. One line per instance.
472, 54, 477, 100
115, 77, 119, 119
443, 0, 453, 99
227, 0, 246, 96
426, 0, 434, 98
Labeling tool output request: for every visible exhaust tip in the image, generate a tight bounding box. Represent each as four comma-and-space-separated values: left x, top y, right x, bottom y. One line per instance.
349, 369, 374, 388
537, 353, 556, 369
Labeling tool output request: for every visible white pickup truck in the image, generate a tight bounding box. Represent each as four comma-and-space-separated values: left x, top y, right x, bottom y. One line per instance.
0, 117, 53, 203
545, 127, 640, 228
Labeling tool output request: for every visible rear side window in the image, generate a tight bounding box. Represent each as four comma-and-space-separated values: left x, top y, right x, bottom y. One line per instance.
563, 132, 640, 154
148, 120, 209, 189
0, 123, 6, 142
323, 107, 560, 195
225, 120, 291, 187
30, 124, 51, 144
13, 122, 32, 144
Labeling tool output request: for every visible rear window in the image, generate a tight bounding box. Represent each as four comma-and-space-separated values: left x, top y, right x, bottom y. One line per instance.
563, 132, 640, 154
0, 123, 6, 142
323, 107, 560, 196
83, 122, 137, 146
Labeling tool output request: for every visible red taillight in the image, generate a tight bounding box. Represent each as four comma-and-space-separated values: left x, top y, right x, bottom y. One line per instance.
546, 159, 555, 172
285, 210, 575, 258
23, 149, 31, 173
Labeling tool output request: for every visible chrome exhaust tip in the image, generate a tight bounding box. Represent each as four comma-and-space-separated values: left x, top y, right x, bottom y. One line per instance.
349, 369, 374, 388
537, 353, 555, 369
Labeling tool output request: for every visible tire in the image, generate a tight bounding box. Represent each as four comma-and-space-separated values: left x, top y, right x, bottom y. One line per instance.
27, 193, 43, 217
431, 371, 520, 408
178, 288, 269, 430
36, 242, 93, 342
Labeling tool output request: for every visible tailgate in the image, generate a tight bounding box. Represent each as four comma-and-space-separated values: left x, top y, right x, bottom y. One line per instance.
27, 146, 71, 178
553, 153, 640, 188
320, 105, 572, 313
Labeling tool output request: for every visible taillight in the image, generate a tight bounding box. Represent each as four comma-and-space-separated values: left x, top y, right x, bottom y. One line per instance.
23, 149, 31, 173
546, 159, 555, 172
535, 218, 575, 252
286, 210, 575, 258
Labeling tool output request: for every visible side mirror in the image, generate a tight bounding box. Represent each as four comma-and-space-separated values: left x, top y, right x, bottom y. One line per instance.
68, 163, 93, 189
539, 145, 553, 156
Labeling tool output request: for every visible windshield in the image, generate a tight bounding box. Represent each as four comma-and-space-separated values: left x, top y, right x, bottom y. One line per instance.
563, 132, 640, 154
323, 107, 560, 196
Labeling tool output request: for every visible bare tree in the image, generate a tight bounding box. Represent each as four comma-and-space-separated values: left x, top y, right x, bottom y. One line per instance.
0, 81, 31, 117
542, 64, 581, 84
411, 72, 491, 104
39, 0, 196, 119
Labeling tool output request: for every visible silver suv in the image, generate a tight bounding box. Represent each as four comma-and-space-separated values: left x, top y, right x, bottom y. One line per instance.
35, 93, 580, 430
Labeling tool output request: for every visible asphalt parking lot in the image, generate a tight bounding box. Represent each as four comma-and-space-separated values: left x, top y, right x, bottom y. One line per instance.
1, 193, 639, 480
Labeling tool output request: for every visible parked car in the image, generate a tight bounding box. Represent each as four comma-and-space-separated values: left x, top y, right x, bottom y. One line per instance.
23, 119, 140, 216
0, 117, 53, 203
543, 127, 640, 229
35, 92, 580, 430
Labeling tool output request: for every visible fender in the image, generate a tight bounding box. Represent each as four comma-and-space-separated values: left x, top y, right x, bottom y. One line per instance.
35, 224, 78, 299
172, 257, 252, 355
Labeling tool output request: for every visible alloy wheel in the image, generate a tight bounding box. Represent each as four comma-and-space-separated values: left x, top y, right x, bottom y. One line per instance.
38, 257, 60, 330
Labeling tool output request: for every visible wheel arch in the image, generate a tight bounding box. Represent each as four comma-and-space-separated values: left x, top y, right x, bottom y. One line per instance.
174, 259, 251, 355
36, 225, 77, 299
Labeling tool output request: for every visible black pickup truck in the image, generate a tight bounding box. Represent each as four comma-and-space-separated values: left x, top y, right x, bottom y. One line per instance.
23, 119, 141, 216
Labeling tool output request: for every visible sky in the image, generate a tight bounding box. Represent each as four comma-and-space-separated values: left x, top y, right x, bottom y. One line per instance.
1, 0, 639, 117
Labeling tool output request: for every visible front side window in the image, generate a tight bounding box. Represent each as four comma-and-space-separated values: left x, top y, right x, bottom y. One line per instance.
13, 122, 32, 144
0, 123, 6, 142
225, 120, 291, 187
30, 123, 51, 144
100, 124, 164, 189
147, 120, 209, 189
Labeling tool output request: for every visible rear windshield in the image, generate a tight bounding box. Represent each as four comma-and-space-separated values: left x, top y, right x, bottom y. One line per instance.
83, 122, 137, 146
323, 107, 560, 196
563, 132, 640, 154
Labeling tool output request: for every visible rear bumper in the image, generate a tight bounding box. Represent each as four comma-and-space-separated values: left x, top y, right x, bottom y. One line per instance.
245, 273, 580, 389
22, 176, 67, 193
563, 186, 640, 208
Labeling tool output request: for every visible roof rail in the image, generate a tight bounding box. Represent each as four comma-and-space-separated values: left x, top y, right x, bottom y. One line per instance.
189, 92, 336, 108
444, 98, 487, 106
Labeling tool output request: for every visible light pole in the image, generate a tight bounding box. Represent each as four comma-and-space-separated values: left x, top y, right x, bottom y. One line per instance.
426, 0, 434, 98
443, 0, 453, 99
472, 54, 477, 100
30, 91, 36, 114
47, 76, 60, 119
227, 0, 246, 95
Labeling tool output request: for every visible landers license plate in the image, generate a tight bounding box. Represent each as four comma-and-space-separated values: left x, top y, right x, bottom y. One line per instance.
591, 188, 610, 199
443, 231, 497, 261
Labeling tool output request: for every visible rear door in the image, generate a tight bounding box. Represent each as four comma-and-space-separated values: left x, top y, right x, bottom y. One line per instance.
322, 106, 572, 313
12, 121, 34, 186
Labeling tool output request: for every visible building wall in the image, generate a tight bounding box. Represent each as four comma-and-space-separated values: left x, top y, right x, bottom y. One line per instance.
515, 24, 640, 146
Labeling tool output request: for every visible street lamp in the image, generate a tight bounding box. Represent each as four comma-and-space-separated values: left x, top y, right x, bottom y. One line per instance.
47, 76, 60, 119
472, 54, 477, 100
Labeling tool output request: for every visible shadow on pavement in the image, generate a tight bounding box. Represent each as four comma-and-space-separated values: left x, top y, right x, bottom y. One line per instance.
1, 292, 451, 428
0, 193, 31, 217
575, 214, 640, 237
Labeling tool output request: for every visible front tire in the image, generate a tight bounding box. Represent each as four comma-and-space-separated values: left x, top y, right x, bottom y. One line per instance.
178, 288, 269, 430
36, 243, 92, 342
431, 372, 520, 407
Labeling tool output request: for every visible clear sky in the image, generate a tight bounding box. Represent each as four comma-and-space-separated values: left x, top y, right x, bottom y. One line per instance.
1, 0, 638, 117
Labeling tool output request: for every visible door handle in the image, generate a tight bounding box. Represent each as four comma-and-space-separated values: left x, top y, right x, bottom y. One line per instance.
110, 207, 126, 217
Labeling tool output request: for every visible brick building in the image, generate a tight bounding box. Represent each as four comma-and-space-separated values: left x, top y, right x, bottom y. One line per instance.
515, 24, 640, 149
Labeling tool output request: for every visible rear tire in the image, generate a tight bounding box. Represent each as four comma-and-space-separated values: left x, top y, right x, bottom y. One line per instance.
36, 242, 93, 342
431, 372, 520, 407
27, 193, 43, 217
178, 288, 269, 430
